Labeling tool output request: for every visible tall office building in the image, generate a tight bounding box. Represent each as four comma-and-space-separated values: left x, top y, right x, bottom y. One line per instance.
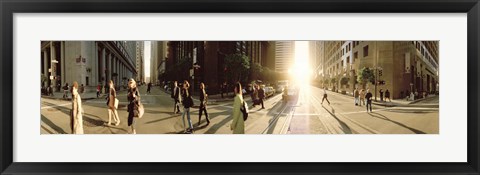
275, 41, 295, 73
150, 41, 168, 85
135, 41, 144, 83
317, 41, 439, 99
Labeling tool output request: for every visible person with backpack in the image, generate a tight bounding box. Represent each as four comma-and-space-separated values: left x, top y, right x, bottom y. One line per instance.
231, 82, 245, 134
181, 80, 194, 133
171, 81, 181, 114
198, 82, 210, 126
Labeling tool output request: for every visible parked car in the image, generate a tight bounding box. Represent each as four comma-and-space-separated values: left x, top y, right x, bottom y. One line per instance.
276, 81, 288, 93
282, 86, 298, 101
264, 86, 276, 98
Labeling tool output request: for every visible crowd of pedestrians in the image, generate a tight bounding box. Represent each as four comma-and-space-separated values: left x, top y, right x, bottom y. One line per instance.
63, 76, 266, 134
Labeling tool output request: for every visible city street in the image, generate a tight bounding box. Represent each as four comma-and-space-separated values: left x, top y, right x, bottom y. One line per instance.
41, 84, 438, 134
286, 85, 439, 134
41, 85, 293, 134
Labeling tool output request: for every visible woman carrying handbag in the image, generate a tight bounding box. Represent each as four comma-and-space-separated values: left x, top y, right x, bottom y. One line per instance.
127, 79, 142, 134
107, 80, 120, 126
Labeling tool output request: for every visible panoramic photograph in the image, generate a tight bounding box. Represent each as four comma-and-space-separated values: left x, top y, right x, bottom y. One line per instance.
40, 41, 439, 134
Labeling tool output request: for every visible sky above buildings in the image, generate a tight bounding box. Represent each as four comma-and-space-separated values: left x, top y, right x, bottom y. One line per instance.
144, 41, 151, 78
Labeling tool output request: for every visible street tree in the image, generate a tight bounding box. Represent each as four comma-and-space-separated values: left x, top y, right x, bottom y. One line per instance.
224, 54, 250, 84
262, 67, 276, 83
330, 77, 337, 91
357, 67, 375, 88
251, 63, 263, 81
340, 76, 350, 94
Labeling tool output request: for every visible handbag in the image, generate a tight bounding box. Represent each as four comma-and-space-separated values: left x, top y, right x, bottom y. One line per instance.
114, 98, 119, 109
240, 101, 249, 121
137, 103, 144, 118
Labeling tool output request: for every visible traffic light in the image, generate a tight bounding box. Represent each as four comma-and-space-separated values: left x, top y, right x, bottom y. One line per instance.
379, 70, 383, 76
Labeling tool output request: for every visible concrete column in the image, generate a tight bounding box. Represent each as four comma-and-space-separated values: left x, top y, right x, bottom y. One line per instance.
50, 42, 57, 90
61, 41, 65, 87
113, 57, 120, 86
107, 52, 111, 83
43, 49, 48, 87
101, 47, 106, 84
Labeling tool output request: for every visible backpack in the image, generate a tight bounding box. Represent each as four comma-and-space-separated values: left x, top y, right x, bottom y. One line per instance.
240, 100, 249, 121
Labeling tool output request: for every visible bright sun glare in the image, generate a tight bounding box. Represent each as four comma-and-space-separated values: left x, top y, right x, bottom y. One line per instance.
289, 41, 311, 88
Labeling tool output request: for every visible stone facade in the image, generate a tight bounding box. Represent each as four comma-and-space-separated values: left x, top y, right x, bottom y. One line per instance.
310, 41, 439, 99
41, 41, 137, 93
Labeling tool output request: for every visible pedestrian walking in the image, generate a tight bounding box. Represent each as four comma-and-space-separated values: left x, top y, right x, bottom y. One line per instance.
379, 89, 384, 102
63, 83, 69, 99
71, 81, 84, 134
181, 80, 194, 133
96, 84, 101, 98
359, 89, 365, 106
354, 88, 360, 106
385, 89, 391, 102
258, 85, 265, 109
231, 82, 245, 134
80, 84, 85, 94
321, 87, 330, 105
147, 82, 152, 94
107, 80, 120, 126
365, 89, 373, 112
104, 83, 109, 95
198, 82, 210, 126
251, 84, 259, 108
171, 81, 181, 114
127, 79, 141, 134
221, 82, 227, 98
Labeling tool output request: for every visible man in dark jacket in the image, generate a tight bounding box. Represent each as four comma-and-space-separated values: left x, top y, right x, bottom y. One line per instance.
172, 81, 181, 114
258, 85, 266, 109
365, 89, 373, 112
198, 83, 210, 126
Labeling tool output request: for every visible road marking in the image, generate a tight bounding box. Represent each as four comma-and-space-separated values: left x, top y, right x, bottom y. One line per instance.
41, 103, 70, 109
85, 101, 150, 104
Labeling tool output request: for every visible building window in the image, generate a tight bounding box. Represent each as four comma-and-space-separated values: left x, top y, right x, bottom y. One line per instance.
363, 45, 369, 57
347, 56, 350, 64
354, 52, 358, 59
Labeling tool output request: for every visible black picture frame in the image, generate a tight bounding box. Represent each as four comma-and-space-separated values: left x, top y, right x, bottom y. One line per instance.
1, 0, 479, 174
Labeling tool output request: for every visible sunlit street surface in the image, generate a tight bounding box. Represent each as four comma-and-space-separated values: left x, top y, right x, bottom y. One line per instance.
41, 40, 439, 134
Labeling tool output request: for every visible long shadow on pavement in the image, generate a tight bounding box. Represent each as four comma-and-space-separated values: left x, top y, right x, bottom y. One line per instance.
42, 101, 71, 116
144, 114, 179, 125
367, 112, 426, 134
204, 115, 232, 134
41, 114, 68, 134
321, 105, 353, 134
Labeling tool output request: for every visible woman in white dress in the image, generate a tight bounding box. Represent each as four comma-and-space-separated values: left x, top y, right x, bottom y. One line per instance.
107, 80, 120, 126
71, 81, 84, 134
